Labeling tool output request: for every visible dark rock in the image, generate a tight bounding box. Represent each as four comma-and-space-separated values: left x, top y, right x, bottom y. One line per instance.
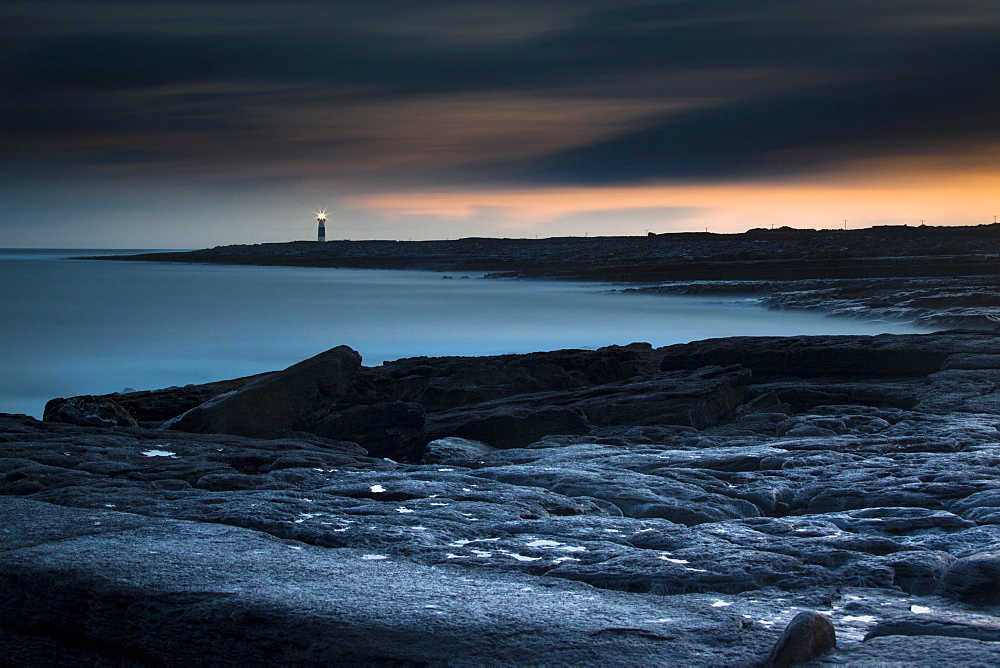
573, 366, 750, 429
47, 374, 273, 428
866, 617, 1000, 642
369, 343, 659, 411
312, 401, 425, 461
474, 465, 761, 524
950, 490, 1000, 524
426, 365, 750, 447
753, 277, 1000, 330
659, 332, 995, 378
420, 436, 497, 465
43, 395, 139, 428
429, 405, 589, 449
120, 375, 269, 425
886, 551, 956, 595
761, 611, 835, 668
164, 346, 361, 438
195, 472, 259, 491
753, 379, 921, 411
943, 353, 1000, 370
939, 552, 1000, 603
825, 507, 975, 535
547, 545, 829, 595
917, 368, 1000, 414
819, 635, 1000, 666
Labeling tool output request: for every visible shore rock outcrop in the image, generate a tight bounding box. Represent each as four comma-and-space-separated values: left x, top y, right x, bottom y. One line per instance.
43, 395, 139, 428
425, 365, 750, 447
109, 373, 268, 426
627, 276, 1000, 331
67, 343, 682, 458
368, 342, 660, 410
163, 345, 361, 438
10, 329, 1000, 665
658, 332, 992, 378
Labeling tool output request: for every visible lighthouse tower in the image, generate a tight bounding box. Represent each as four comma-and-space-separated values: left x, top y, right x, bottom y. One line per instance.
317, 211, 327, 242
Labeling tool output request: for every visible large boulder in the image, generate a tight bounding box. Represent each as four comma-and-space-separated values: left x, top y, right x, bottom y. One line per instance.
43, 395, 139, 428
762, 611, 836, 668
163, 346, 361, 438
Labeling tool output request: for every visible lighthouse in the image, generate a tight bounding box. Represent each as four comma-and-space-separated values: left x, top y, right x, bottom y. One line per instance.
317, 210, 327, 242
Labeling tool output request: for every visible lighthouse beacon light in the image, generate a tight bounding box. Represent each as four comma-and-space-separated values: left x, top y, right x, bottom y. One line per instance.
316, 209, 327, 243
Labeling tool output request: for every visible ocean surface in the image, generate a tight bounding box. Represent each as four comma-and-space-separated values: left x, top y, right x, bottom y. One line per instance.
1, 249, 927, 418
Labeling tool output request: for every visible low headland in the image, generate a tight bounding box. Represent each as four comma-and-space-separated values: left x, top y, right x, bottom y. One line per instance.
101, 223, 1000, 330
3, 224, 999, 665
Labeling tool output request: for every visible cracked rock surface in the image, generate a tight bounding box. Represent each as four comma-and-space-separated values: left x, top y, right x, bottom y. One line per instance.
5, 330, 1000, 665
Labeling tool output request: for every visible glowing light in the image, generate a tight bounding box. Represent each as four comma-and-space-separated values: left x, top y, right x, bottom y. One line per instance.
316, 210, 327, 222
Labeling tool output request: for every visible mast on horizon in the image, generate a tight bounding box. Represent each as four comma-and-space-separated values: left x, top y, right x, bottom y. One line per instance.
316, 210, 327, 243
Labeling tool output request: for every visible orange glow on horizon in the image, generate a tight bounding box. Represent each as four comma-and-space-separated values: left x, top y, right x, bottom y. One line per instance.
345, 168, 1000, 234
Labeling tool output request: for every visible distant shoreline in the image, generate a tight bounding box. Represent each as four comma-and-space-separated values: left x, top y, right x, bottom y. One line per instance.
93, 223, 999, 282
91, 224, 1000, 330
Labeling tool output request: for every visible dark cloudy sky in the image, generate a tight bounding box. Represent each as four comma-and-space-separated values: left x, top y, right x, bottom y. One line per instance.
2, 1, 998, 246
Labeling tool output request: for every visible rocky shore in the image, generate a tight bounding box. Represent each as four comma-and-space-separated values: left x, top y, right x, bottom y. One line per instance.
103, 224, 1000, 282
10, 224, 1000, 664
621, 276, 1000, 331
4, 329, 1000, 665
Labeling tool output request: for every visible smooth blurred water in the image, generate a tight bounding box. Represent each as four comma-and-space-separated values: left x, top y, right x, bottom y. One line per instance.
1, 249, 926, 417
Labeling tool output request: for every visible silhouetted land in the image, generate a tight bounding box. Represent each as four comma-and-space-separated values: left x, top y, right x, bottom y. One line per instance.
102, 223, 999, 282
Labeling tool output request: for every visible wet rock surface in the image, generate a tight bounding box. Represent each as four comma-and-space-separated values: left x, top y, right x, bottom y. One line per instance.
4, 329, 1000, 665
626, 275, 1000, 331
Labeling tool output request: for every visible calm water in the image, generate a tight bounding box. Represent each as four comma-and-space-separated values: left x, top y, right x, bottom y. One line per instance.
1, 249, 926, 418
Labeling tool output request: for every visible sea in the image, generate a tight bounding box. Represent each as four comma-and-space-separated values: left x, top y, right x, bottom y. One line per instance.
1, 248, 928, 418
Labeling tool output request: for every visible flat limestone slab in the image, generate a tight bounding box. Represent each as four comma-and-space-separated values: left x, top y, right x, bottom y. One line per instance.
0, 498, 765, 666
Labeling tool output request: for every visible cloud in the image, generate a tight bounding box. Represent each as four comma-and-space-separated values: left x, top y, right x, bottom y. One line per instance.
488, 44, 1000, 184
1, 0, 998, 191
